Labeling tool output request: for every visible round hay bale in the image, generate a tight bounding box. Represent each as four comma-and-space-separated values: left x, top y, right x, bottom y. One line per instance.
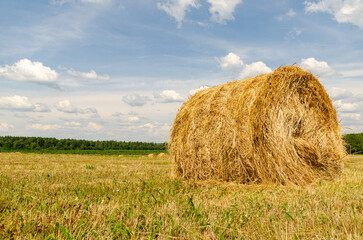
157, 153, 169, 158
170, 66, 346, 185
148, 153, 157, 158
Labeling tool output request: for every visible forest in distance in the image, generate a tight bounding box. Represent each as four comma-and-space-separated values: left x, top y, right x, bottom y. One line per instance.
0, 136, 167, 155
0, 133, 362, 155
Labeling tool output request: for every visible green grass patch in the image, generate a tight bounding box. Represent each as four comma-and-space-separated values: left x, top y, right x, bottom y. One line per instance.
0, 149, 168, 155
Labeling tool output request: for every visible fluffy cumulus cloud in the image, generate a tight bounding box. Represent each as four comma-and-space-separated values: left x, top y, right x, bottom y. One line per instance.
55, 100, 98, 114
154, 90, 184, 103
300, 57, 337, 78
218, 52, 243, 70
123, 93, 150, 107
218, 53, 272, 79
66, 69, 109, 81
0, 59, 58, 87
0, 123, 14, 131
157, 0, 200, 28
189, 85, 212, 96
305, 0, 363, 29
0, 95, 50, 112
239, 61, 272, 79
207, 0, 243, 23
218, 54, 339, 81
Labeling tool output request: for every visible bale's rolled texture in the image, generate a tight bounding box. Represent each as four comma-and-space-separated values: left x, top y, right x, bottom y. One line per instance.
169, 66, 346, 185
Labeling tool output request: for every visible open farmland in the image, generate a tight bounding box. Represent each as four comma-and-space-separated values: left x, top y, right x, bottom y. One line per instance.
0, 153, 362, 239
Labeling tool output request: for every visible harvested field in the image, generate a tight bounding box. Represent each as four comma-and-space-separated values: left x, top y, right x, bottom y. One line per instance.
0, 153, 361, 239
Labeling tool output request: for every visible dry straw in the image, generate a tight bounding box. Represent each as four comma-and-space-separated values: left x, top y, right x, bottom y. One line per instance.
169, 66, 346, 185
157, 153, 169, 158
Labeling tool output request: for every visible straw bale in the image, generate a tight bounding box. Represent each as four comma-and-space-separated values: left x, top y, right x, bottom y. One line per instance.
169, 66, 346, 185
157, 153, 169, 158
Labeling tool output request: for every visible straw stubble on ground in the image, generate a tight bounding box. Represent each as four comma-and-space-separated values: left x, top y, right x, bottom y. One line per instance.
0, 152, 361, 239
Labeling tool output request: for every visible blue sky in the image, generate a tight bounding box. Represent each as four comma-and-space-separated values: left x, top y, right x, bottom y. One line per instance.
0, 0, 362, 142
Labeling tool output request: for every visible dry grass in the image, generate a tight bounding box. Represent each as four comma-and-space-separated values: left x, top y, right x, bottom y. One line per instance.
170, 66, 346, 185
0, 152, 361, 239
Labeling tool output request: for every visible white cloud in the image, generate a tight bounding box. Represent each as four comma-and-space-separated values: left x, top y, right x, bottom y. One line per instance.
28, 123, 63, 130
0, 59, 58, 86
305, 0, 363, 29
218, 52, 272, 80
34, 103, 51, 112
207, 0, 243, 23
277, 8, 296, 21
328, 87, 353, 100
55, 100, 98, 114
239, 61, 272, 79
0, 123, 14, 131
141, 123, 155, 129
300, 57, 337, 78
333, 100, 360, 112
0, 95, 33, 111
127, 122, 171, 140
0, 95, 50, 112
64, 121, 81, 126
339, 113, 361, 121
66, 69, 109, 81
154, 90, 184, 103
123, 93, 150, 107
161, 123, 171, 132
218, 52, 243, 70
189, 85, 212, 96
128, 116, 140, 122
157, 0, 200, 28
87, 122, 103, 131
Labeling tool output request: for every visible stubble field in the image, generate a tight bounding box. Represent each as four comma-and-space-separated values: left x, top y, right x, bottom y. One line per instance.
0, 153, 362, 239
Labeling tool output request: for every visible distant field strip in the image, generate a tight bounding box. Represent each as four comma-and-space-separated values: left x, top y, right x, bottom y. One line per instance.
0, 153, 362, 239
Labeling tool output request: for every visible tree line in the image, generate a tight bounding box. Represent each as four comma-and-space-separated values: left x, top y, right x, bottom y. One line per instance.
343, 133, 363, 154
0, 136, 167, 152
0, 133, 362, 154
